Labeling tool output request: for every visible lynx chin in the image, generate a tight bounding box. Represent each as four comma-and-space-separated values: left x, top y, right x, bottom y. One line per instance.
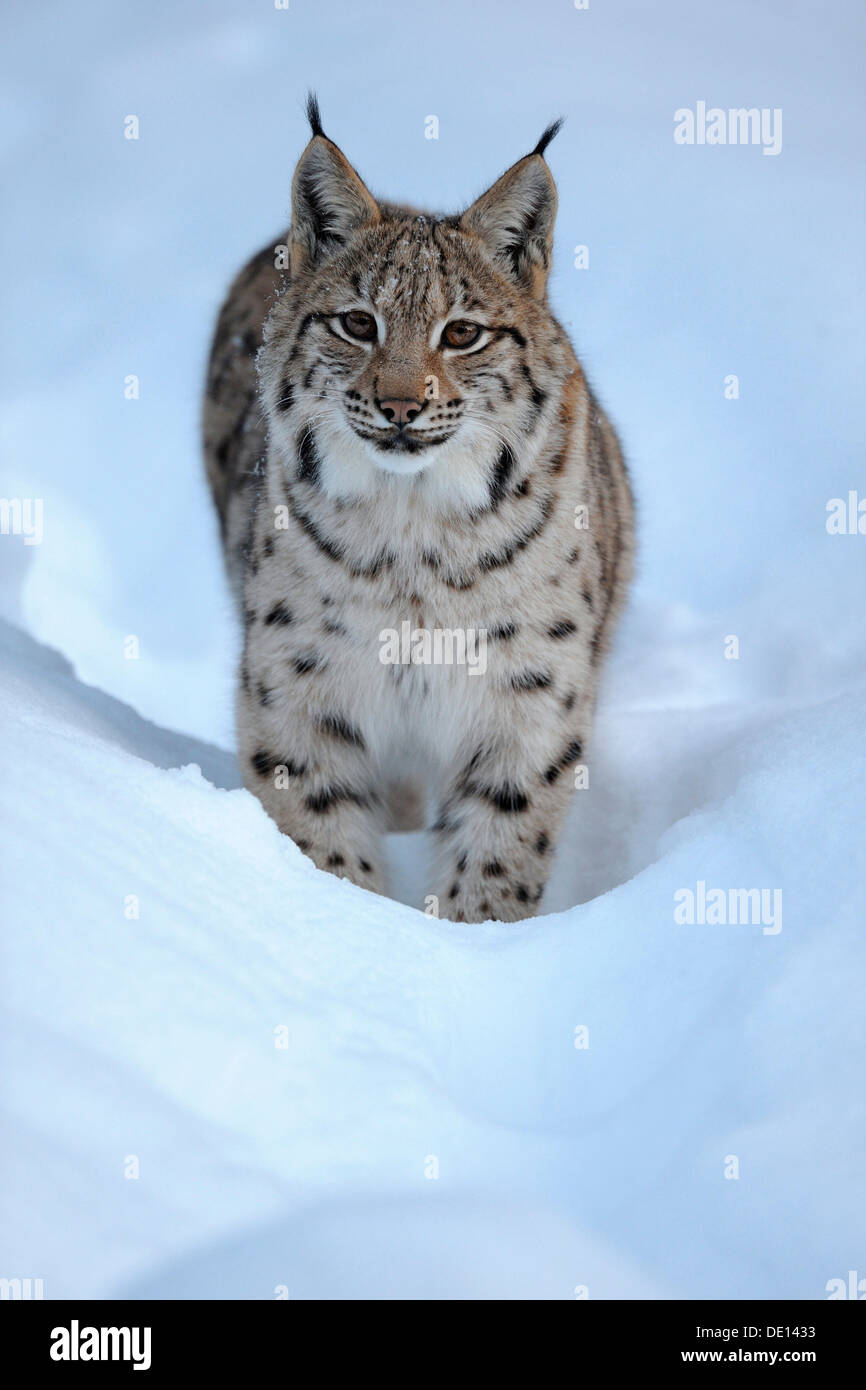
203, 94, 634, 923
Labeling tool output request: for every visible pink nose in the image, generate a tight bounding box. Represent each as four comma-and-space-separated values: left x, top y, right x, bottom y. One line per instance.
378, 398, 423, 427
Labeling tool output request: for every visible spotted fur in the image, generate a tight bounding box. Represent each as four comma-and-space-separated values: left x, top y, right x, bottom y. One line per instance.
203, 96, 634, 922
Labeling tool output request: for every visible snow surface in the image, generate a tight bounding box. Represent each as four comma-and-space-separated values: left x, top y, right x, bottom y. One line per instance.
1, 0, 865, 1298
2, 614, 865, 1299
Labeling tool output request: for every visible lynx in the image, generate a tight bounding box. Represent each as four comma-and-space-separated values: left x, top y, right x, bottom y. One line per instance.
203, 96, 634, 922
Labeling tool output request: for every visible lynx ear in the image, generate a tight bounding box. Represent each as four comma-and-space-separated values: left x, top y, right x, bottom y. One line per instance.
460, 119, 563, 298
290, 94, 380, 272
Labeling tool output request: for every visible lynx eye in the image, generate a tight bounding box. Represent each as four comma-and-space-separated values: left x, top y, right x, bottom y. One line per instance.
442, 320, 483, 350
340, 310, 377, 342
441, 320, 483, 350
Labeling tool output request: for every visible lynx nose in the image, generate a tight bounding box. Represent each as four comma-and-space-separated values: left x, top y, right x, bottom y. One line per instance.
378, 398, 424, 428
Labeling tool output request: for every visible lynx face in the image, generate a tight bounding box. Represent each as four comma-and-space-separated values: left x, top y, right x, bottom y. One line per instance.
262, 224, 546, 485
259, 103, 566, 504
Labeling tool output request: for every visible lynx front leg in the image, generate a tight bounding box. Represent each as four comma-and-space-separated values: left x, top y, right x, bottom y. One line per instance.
238, 692, 388, 896
430, 730, 585, 923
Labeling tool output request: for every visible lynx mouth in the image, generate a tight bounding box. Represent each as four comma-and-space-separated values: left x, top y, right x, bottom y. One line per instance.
349, 424, 455, 455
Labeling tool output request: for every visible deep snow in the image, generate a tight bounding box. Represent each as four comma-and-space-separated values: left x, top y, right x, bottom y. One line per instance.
1, 0, 865, 1299
2, 618, 864, 1298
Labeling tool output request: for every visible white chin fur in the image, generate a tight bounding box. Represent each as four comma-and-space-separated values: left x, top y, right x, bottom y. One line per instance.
306, 413, 497, 513
366, 445, 436, 477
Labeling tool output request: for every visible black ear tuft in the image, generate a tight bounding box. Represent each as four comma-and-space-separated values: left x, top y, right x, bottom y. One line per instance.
305, 91, 325, 139
290, 109, 380, 270
533, 117, 564, 159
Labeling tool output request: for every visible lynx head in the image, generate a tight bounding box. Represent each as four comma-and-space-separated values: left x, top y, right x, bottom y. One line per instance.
261, 95, 566, 510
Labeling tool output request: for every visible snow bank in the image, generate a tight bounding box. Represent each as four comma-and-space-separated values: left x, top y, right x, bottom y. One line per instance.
2, 618, 863, 1298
